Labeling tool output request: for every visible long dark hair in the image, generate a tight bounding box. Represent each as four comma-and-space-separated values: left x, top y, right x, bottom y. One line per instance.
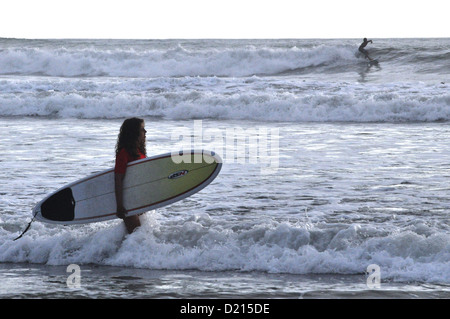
115, 117, 146, 159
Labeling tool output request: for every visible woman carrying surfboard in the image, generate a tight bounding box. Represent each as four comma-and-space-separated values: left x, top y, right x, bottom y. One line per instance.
114, 117, 147, 233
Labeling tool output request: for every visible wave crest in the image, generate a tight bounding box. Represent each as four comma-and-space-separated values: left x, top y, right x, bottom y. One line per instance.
0, 44, 360, 77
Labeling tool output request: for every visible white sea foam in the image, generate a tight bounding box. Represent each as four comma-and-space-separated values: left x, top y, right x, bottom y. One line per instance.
2, 213, 449, 284
0, 77, 448, 122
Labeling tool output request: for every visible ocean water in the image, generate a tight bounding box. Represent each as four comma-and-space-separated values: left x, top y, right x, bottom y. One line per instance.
0, 38, 449, 299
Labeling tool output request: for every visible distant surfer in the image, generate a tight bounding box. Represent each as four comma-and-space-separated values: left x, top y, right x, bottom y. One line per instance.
115, 117, 147, 234
359, 38, 373, 61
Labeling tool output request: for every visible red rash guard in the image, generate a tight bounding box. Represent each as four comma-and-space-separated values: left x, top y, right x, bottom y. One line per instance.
114, 148, 146, 175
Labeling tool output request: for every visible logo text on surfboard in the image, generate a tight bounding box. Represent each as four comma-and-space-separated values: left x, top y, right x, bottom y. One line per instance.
168, 170, 189, 179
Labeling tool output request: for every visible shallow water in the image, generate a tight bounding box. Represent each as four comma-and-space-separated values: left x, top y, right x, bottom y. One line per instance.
1, 263, 449, 299
1, 118, 449, 297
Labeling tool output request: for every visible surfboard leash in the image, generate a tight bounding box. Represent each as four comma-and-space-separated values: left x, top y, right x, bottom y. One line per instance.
13, 210, 38, 241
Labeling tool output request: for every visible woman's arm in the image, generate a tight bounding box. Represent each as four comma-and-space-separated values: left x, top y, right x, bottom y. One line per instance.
115, 173, 127, 219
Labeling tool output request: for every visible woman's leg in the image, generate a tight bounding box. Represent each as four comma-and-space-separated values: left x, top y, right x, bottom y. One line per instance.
123, 215, 141, 234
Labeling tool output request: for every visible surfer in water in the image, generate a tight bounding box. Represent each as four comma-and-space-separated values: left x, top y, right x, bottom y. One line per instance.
114, 117, 147, 234
359, 38, 374, 61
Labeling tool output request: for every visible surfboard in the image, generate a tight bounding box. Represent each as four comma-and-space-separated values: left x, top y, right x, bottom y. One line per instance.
32, 150, 222, 225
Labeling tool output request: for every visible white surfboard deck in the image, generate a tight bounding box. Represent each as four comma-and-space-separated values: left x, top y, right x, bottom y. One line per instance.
33, 150, 222, 225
